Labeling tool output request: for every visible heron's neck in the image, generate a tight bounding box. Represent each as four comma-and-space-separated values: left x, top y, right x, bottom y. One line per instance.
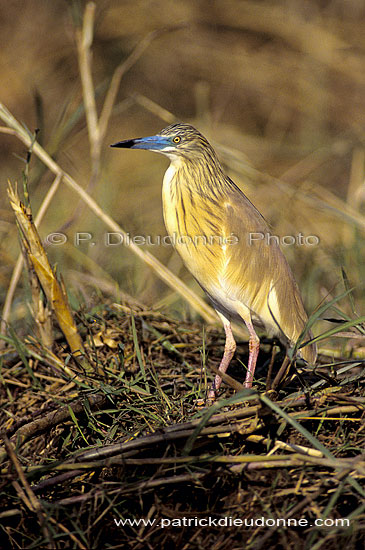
164, 154, 228, 199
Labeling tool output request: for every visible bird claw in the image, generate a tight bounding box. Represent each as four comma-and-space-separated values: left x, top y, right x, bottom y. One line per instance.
194, 394, 216, 408
205, 396, 216, 407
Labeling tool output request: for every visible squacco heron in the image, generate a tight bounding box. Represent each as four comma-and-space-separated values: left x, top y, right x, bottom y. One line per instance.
111, 123, 317, 399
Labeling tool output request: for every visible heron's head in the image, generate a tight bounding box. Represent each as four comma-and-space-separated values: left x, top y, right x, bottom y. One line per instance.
111, 123, 215, 162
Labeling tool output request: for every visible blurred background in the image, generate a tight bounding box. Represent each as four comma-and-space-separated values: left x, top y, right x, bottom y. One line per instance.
1, 0, 364, 339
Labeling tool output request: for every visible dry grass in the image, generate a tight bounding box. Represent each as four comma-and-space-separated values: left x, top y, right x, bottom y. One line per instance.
0, 1, 365, 548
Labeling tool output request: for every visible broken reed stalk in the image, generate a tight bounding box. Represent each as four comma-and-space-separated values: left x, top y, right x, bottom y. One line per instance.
21, 234, 53, 350
1, 173, 62, 339
7, 182, 86, 363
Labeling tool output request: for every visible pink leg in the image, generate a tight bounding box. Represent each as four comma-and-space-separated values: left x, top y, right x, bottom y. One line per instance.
207, 314, 236, 400
243, 319, 260, 388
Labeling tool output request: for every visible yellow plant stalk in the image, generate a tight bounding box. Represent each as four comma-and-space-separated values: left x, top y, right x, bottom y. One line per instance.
7, 182, 84, 359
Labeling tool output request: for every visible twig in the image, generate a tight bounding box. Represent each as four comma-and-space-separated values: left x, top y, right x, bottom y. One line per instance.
0, 394, 106, 463
56, 472, 206, 505
76, 2, 99, 165
3, 435, 55, 549
271, 355, 290, 390
209, 362, 245, 392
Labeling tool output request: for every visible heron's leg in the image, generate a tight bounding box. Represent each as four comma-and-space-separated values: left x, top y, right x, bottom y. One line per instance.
243, 319, 260, 388
235, 303, 260, 388
207, 312, 236, 400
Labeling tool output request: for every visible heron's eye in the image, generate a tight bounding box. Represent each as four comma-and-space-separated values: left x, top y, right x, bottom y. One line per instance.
173, 136, 181, 144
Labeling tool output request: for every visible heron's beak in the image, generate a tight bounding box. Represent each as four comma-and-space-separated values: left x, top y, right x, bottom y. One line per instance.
110, 135, 170, 151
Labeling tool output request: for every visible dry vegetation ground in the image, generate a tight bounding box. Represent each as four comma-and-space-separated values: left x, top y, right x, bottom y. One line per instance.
0, 299, 364, 549
0, 1, 364, 549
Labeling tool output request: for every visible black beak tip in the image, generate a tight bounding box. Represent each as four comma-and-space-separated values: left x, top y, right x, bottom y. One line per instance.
110, 139, 135, 148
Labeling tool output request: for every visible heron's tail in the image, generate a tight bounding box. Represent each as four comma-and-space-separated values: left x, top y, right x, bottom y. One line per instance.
299, 333, 317, 364
272, 266, 317, 365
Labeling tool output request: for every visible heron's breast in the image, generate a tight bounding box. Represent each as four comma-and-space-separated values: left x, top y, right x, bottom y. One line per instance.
162, 165, 228, 286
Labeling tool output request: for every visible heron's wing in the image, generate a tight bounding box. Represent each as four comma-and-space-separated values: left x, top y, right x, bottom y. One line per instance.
222, 181, 316, 361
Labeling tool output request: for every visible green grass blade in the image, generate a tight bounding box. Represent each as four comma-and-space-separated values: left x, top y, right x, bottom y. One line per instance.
130, 313, 150, 393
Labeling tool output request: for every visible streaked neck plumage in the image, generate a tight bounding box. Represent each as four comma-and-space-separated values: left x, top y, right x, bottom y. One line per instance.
162, 147, 230, 203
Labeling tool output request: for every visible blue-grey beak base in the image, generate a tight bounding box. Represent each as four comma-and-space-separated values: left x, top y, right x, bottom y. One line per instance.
110, 135, 170, 151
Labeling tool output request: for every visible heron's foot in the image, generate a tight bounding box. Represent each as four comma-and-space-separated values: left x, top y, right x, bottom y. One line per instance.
206, 389, 217, 402
194, 391, 216, 408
